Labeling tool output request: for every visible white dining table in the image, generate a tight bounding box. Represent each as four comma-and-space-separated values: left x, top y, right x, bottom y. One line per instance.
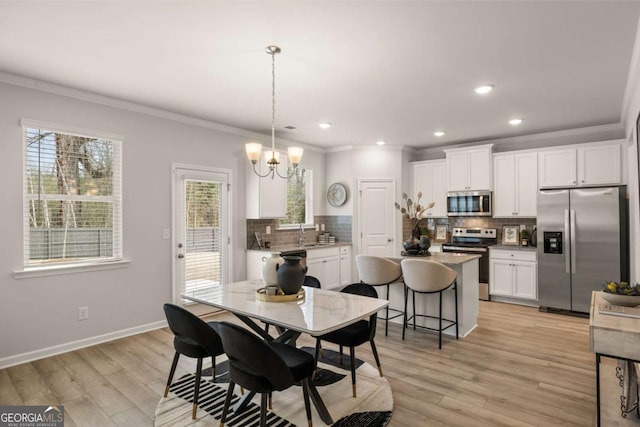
181, 279, 388, 424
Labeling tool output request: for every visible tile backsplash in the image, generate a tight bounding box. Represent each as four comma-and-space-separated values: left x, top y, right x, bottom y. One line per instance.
404, 217, 537, 243
247, 216, 352, 249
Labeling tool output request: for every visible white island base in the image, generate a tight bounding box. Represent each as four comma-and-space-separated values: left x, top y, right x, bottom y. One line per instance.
387, 253, 480, 338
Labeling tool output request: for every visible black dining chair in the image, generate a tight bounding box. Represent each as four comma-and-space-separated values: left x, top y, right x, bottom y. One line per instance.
313, 283, 383, 398
217, 321, 315, 427
163, 303, 225, 420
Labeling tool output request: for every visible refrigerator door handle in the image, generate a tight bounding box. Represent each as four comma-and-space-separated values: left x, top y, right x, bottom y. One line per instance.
570, 209, 576, 273
565, 209, 571, 274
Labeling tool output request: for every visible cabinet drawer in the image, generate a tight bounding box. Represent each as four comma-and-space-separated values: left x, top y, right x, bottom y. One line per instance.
490, 249, 536, 262
339, 245, 351, 254
307, 246, 340, 259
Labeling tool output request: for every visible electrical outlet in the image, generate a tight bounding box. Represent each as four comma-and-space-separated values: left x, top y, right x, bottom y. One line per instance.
162, 228, 170, 240
78, 306, 89, 321
315, 224, 319, 231
266, 226, 271, 234
321, 224, 325, 231
520, 224, 527, 230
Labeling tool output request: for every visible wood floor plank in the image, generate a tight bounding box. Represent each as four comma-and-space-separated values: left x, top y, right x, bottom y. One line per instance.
2, 300, 628, 426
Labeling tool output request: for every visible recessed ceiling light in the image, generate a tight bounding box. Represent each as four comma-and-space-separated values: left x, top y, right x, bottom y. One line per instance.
319, 122, 332, 129
509, 118, 523, 126
434, 131, 445, 137
474, 85, 494, 95
376, 140, 386, 146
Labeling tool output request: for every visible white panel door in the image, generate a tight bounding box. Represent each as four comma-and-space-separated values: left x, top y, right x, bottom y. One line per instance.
359, 180, 396, 257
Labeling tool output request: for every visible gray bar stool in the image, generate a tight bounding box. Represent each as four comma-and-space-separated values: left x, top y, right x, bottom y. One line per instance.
356, 255, 403, 336
400, 259, 458, 348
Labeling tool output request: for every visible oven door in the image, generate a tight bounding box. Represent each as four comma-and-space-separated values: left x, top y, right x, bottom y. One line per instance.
447, 191, 492, 216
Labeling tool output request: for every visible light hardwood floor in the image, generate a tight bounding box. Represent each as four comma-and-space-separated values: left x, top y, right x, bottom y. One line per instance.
0, 301, 613, 426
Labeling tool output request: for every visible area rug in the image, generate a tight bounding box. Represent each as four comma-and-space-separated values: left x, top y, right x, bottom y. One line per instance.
154, 347, 393, 426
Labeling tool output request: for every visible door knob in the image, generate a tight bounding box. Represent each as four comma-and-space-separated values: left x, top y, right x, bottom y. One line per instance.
387, 238, 393, 242
178, 254, 185, 259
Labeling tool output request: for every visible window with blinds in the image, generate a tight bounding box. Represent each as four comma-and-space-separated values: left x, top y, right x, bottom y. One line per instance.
182, 178, 225, 295
23, 125, 122, 268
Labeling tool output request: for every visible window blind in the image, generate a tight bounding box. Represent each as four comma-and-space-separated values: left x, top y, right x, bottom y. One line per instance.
23, 126, 122, 267
182, 179, 225, 295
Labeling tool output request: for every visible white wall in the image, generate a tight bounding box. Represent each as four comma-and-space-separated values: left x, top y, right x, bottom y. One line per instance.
0, 81, 327, 366
325, 148, 354, 216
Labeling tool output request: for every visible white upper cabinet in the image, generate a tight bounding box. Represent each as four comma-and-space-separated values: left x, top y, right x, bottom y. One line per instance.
538, 141, 622, 189
246, 154, 287, 218
411, 160, 447, 217
444, 144, 493, 191
493, 152, 537, 217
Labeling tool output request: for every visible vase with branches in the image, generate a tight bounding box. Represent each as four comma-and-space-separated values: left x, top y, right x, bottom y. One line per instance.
394, 192, 435, 255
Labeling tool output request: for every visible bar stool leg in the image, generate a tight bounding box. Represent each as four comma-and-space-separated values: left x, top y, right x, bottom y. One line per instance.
412, 289, 416, 331
454, 281, 459, 340
384, 284, 390, 336
438, 291, 443, 349
402, 285, 408, 340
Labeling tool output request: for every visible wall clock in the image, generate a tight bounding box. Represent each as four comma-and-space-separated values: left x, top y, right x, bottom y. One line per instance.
327, 183, 347, 207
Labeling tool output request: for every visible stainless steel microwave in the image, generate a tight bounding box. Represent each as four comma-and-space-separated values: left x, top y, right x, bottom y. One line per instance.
447, 191, 492, 216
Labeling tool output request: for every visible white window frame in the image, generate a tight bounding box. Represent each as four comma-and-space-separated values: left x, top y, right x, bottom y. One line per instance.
14, 119, 126, 278
278, 167, 314, 230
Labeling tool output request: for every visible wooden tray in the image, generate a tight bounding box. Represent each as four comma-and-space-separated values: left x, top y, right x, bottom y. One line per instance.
256, 288, 305, 302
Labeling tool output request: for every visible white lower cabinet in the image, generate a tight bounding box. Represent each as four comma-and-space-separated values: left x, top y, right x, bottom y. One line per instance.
489, 249, 537, 300
339, 246, 352, 287
306, 246, 351, 290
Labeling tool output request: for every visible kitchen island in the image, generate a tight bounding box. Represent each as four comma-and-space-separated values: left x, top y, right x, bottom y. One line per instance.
389, 252, 480, 338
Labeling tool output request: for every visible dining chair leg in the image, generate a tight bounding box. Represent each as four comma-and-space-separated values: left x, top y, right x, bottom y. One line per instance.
349, 346, 357, 397
402, 285, 408, 340
384, 284, 390, 336
192, 358, 203, 419
339, 345, 344, 365
260, 393, 268, 427
302, 377, 313, 427
313, 338, 322, 379
370, 339, 383, 377
164, 352, 180, 397
219, 381, 235, 427
438, 291, 443, 350
211, 356, 217, 382
268, 392, 272, 410
454, 281, 459, 340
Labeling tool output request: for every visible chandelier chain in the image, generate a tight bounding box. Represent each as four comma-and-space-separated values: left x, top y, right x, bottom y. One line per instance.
271, 49, 276, 145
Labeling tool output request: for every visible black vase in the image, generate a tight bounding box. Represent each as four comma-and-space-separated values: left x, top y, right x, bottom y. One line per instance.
402, 226, 422, 255
276, 256, 308, 295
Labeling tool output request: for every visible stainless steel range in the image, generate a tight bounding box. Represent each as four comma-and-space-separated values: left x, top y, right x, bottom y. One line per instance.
441, 227, 497, 300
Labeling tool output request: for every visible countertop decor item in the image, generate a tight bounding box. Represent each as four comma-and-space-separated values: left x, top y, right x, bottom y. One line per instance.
395, 192, 434, 255
261, 252, 284, 286
601, 281, 640, 306
327, 183, 347, 207
502, 225, 520, 245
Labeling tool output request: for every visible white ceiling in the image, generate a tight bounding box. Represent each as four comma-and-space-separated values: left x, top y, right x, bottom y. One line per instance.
0, 1, 639, 150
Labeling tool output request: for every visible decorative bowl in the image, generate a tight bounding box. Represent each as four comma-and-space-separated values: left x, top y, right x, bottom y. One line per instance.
600, 291, 640, 307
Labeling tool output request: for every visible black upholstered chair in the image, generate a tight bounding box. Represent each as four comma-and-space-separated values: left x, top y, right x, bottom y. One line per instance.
400, 259, 458, 349
217, 322, 315, 427
163, 303, 225, 420
303, 275, 321, 288
313, 283, 383, 397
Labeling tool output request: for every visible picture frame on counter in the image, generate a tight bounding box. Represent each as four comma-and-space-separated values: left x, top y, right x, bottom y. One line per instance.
435, 225, 448, 242
502, 226, 520, 245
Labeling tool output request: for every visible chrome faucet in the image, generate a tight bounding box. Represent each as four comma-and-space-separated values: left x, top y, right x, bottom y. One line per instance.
298, 223, 305, 246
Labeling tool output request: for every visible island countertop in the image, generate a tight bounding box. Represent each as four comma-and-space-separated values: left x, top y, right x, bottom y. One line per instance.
393, 252, 481, 265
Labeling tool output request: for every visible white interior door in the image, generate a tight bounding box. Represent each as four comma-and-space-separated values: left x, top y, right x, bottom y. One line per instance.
359, 180, 396, 257
172, 165, 230, 306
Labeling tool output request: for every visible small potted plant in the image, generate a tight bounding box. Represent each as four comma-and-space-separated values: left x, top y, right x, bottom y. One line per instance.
520, 228, 530, 246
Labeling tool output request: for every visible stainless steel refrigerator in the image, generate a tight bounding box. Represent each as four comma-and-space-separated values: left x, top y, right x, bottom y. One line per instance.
537, 186, 628, 313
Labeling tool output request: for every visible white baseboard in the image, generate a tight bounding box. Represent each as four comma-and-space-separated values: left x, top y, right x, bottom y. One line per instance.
0, 320, 167, 369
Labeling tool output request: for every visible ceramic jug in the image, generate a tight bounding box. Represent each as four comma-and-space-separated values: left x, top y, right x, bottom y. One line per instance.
276, 256, 308, 295
261, 252, 284, 286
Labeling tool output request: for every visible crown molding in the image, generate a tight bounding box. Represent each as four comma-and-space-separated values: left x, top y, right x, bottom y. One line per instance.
0, 70, 324, 153
621, 15, 640, 130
